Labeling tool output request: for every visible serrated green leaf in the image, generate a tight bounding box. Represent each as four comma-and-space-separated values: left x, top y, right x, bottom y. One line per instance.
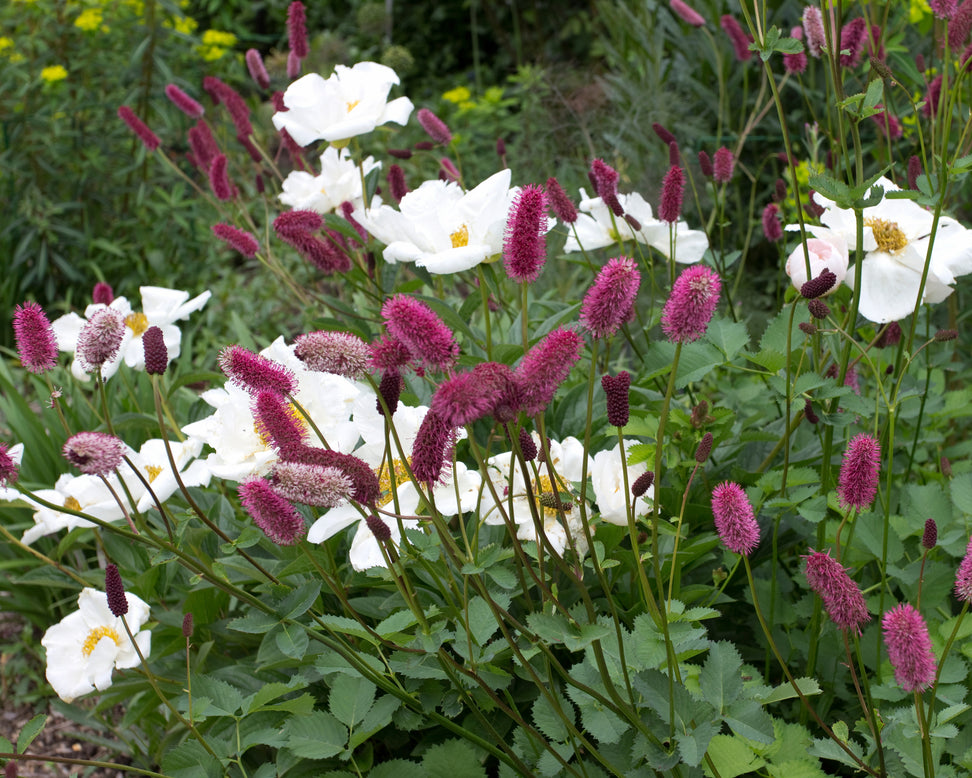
283, 710, 347, 759
192, 675, 244, 716
16, 714, 46, 754
244, 681, 302, 714
758, 677, 822, 705
706, 317, 751, 361
703, 734, 766, 778
368, 759, 427, 778
677, 719, 720, 766
160, 740, 224, 778
724, 699, 775, 743
277, 581, 322, 620
228, 611, 279, 634
350, 695, 400, 750
276, 622, 309, 660
422, 739, 487, 778
466, 596, 498, 646
0, 736, 12, 754
375, 609, 419, 637
533, 691, 573, 743
699, 642, 743, 713
950, 476, 972, 514
328, 674, 375, 728
767, 761, 829, 778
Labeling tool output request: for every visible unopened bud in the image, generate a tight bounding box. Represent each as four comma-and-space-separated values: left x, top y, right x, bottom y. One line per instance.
921, 518, 937, 550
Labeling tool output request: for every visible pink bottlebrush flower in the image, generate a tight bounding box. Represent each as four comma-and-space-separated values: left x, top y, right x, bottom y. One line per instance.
212, 223, 260, 257
590, 158, 624, 216
670, 0, 705, 26
711, 481, 760, 555
545, 176, 577, 224
280, 446, 380, 504
275, 214, 350, 274
659, 165, 685, 223
245, 49, 271, 89
773, 178, 787, 203
518, 428, 538, 461
339, 201, 367, 244
287, 1, 308, 59
949, 0, 972, 48
632, 470, 654, 498
13, 301, 58, 374
871, 107, 902, 140
661, 265, 722, 343
496, 137, 507, 157
712, 147, 735, 183
761, 203, 783, 242
142, 326, 168, 375
800, 268, 838, 299
294, 330, 370, 378
839, 18, 867, 68
601, 371, 631, 428
104, 564, 128, 617
238, 479, 306, 545
209, 155, 235, 201
515, 327, 584, 416
804, 549, 870, 633
188, 121, 220, 171
414, 140, 435, 152
883, 603, 937, 692
92, 282, 114, 305
366, 513, 392, 542
653, 122, 678, 145
411, 409, 454, 485
504, 184, 547, 283
370, 335, 412, 372
924, 75, 943, 118
182, 613, 194, 637
837, 433, 881, 510
274, 209, 324, 236
698, 150, 714, 178
955, 536, 972, 601
388, 164, 409, 203
439, 157, 460, 182
63, 432, 126, 476
376, 370, 403, 417
784, 27, 808, 74
218, 345, 297, 396
431, 371, 495, 427
668, 142, 681, 167
695, 432, 713, 463
580, 256, 641, 339
237, 133, 262, 163
417, 108, 453, 145
472, 362, 521, 423
117, 106, 160, 151
932, 0, 958, 19
77, 308, 126, 372
203, 77, 252, 138
922, 518, 938, 550
382, 295, 459, 372
387, 148, 412, 159
271, 461, 352, 507
164, 84, 204, 118
287, 50, 301, 79
253, 390, 306, 452
720, 15, 753, 62
0, 443, 20, 487
875, 322, 902, 348
803, 6, 825, 57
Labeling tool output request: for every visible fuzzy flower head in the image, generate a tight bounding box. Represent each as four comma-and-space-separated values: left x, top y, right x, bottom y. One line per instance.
294, 330, 370, 379
0, 442, 21, 487
661, 265, 721, 343
721, 14, 753, 61
270, 461, 352, 507
219, 345, 298, 396
670, 0, 706, 27
142, 326, 168, 375
430, 372, 496, 427
804, 549, 870, 633
580, 257, 641, 339
63, 432, 127, 476
417, 108, 453, 145
883, 603, 937, 692
13, 301, 59, 374
802, 6, 825, 56
104, 564, 128, 617
955, 536, 972, 602
515, 328, 584, 416
711, 481, 759, 555
837, 433, 880, 510
77, 308, 126, 373
239, 478, 307, 545
713, 147, 735, 183
382, 295, 459, 372
504, 184, 547, 282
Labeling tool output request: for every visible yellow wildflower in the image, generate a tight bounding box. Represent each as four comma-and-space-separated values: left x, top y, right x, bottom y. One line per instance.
41, 65, 68, 83
197, 29, 237, 61
442, 86, 471, 104
0, 37, 13, 53
909, 0, 931, 24
75, 8, 105, 32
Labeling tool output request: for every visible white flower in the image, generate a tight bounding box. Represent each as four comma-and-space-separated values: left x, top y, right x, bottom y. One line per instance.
52, 286, 211, 381
563, 189, 709, 264
41, 587, 151, 703
590, 442, 653, 525
358, 170, 515, 274
808, 177, 972, 322
279, 146, 381, 214
783, 229, 849, 291
272, 62, 414, 146
480, 435, 591, 556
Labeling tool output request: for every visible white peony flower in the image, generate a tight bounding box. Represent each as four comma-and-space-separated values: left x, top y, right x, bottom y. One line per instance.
590, 442, 653, 526
41, 587, 151, 703
562, 189, 709, 264
279, 146, 381, 214
272, 62, 414, 146
783, 228, 849, 292
52, 286, 210, 381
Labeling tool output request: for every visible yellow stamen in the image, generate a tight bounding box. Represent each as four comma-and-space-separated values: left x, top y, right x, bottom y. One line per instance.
378, 458, 411, 507
64, 496, 82, 511
534, 473, 574, 518
82, 625, 120, 657
145, 465, 163, 483
346, 100, 360, 113
865, 217, 908, 254
450, 224, 469, 248
254, 403, 306, 448
124, 312, 149, 336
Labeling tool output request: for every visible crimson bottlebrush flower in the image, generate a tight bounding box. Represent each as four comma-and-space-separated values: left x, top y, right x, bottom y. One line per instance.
294, 331, 370, 378
804, 549, 870, 633
117, 106, 160, 151
280, 446, 380, 504
414, 141, 435, 151
287, 1, 308, 59
271, 461, 352, 507
274, 209, 324, 236
188, 121, 219, 171
287, 50, 301, 79
245, 49, 271, 89
876, 321, 902, 349
518, 428, 538, 461
92, 282, 113, 305
164, 84, 204, 118
504, 184, 547, 283
661, 265, 721, 343
13, 301, 58, 374
182, 612, 194, 637
935, 329, 959, 342
653, 122, 677, 145
932, 0, 958, 19
142, 326, 168, 375
388, 164, 408, 203
218, 345, 297, 396
695, 432, 713, 463
431, 372, 495, 427
802, 6, 825, 56
366, 513, 392, 542
0, 443, 19, 487
63, 432, 126, 476
253, 391, 306, 452
77, 308, 126, 373
668, 142, 681, 168
659, 165, 685, 223
807, 298, 830, 319
370, 335, 412, 372
580, 257, 641, 339
669, 0, 705, 26
761, 203, 782, 242
203, 77, 252, 138
941, 456, 953, 477
376, 370, 403, 417
472, 362, 521, 423
496, 137, 507, 157
387, 148, 412, 159
515, 327, 584, 416
382, 295, 459, 372
922, 518, 938, 549
212, 223, 259, 257
209, 155, 235, 201
839, 18, 867, 68
720, 15, 752, 61
799, 322, 817, 337
837, 433, 881, 510
883, 603, 937, 692
801, 268, 837, 299
711, 481, 759, 555
238, 479, 306, 545
871, 108, 902, 140
440, 157, 460, 182
417, 108, 453, 145
955, 536, 972, 601
601, 371, 631, 428
104, 564, 128, 617
698, 150, 713, 178
411, 409, 454, 485
590, 158, 624, 217
924, 76, 943, 118
950, 0, 972, 47
804, 398, 819, 424
784, 27, 808, 74
632, 470, 654, 498
545, 176, 577, 224
713, 147, 735, 183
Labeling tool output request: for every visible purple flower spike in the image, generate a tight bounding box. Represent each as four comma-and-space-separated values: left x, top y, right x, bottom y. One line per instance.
118, 106, 160, 151
417, 108, 453, 145
711, 481, 760, 555
13, 301, 58, 374
294, 331, 370, 379
213, 223, 260, 258
411, 410, 454, 486
271, 461, 352, 507
504, 184, 547, 283
545, 177, 577, 224
955, 536, 972, 602
382, 295, 459, 372
837, 433, 880, 510
77, 308, 126, 373
661, 265, 721, 343
238, 479, 306, 545
580, 256, 640, 339
601, 371, 631, 428
431, 372, 495, 427
63, 432, 126, 476
804, 549, 870, 634
515, 328, 584, 416
164, 84, 204, 118
218, 345, 297, 396
245, 49, 271, 89
713, 147, 735, 183
142, 326, 168, 375
720, 14, 753, 61
104, 564, 128, 617
882, 603, 937, 692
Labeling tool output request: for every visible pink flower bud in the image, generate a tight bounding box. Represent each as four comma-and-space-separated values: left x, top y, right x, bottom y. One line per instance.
711, 481, 759, 555
382, 295, 459, 372
238, 479, 306, 545
514, 328, 584, 416
837, 434, 880, 510
601, 371, 631, 428
670, 0, 705, 26
164, 84, 204, 118
218, 345, 297, 396
804, 549, 870, 633
287, 1, 308, 59
212, 223, 259, 257
388, 164, 408, 203
503, 184, 547, 283
659, 165, 684, 223
208, 155, 235, 201
245, 49, 271, 89
580, 256, 641, 339
545, 177, 577, 223
761, 203, 782, 242
661, 265, 721, 343
720, 14, 753, 61
417, 108, 453, 145
882, 603, 937, 692
118, 106, 160, 151
713, 146, 735, 183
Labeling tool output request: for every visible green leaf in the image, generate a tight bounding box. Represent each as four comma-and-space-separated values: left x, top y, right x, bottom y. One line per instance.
466, 596, 499, 646
160, 740, 224, 778
724, 699, 775, 743
329, 674, 376, 728
228, 611, 280, 634
375, 609, 419, 638
277, 581, 322, 620
699, 641, 743, 713
533, 691, 573, 743
368, 760, 427, 778
758, 677, 821, 705
192, 675, 244, 716
422, 739, 487, 778
703, 734, 766, 778
706, 317, 750, 361
276, 622, 310, 660
283, 710, 348, 760
767, 761, 829, 778
16, 714, 47, 754
677, 719, 720, 767
349, 695, 400, 750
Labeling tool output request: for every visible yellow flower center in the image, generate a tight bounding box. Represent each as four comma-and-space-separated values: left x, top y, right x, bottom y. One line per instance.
254, 403, 306, 448
450, 224, 469, 248
346, 100, 360, 113
378, 458, 411, 507
82, 625, 121, 657
145, 465, 163, 483
63, 496, 82, 511
865, 217, 908, 254
534, 473, 574, 518
125, 312, 149, 336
